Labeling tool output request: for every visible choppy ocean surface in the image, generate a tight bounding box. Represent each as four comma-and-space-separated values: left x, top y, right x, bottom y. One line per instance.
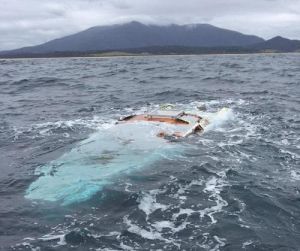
0, 54, 299, 251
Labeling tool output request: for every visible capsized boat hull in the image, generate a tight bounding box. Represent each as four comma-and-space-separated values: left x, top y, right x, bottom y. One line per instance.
25, 122, 183, 205
26, 108, 226, 205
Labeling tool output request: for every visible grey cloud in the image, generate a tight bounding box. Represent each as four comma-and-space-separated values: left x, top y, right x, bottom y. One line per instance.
0, 0, 300, 50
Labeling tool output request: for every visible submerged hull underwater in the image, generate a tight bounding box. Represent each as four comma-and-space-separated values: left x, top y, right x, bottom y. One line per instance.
26, 107, 232, 205
25, 122, 183, 205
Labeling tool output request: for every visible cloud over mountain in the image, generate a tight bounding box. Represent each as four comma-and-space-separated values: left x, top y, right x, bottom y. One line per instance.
1, 0, 300, 50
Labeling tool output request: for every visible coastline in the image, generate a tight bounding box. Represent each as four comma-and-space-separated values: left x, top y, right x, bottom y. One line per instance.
1, 51, 300, 60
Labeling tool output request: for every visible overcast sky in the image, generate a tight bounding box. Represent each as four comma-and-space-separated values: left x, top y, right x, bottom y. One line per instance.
1, 0, 300, 50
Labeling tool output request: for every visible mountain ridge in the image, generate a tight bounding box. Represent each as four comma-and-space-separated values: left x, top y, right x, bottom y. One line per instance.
251, 36, 300, 52
1, 21, 300, 57
0, 21, 264, 55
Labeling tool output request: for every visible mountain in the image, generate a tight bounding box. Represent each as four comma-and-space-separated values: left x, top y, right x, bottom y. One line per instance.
1, 21, 264, 56
252, 36, 300, 52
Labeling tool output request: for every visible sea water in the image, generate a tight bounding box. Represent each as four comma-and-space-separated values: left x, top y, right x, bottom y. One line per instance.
0, 54, 299, 250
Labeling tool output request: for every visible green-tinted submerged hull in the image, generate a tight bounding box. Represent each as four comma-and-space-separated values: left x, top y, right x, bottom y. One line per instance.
26, 122, 182, 205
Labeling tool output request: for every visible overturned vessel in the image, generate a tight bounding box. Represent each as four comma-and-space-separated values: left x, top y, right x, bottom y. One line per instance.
26, 106, 229, 205
118, 109, 209, 138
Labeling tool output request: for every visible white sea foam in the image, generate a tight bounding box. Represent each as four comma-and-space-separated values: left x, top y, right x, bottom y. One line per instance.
13, 116, 113, 140
280, 149, 300, 160
151, 221, 175, 232
211, 235, 226, 251
124, 182, 132, 192
199, 172, 228, 224
123, 216, 167, 242
119, 242, 135, 251
39, 233, 66, 246
204, 108, 235, 132
138, 190, 169, 219
291, 170, 300, 181
170, 178, 204, 204
172, 208, 195, 220
153, 220, 189, 234
242, 240, 254, 249
124, 216, 182, 248
132, 172, 228, 248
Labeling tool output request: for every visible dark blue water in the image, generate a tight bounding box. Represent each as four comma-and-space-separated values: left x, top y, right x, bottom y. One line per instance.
0, 54, 299, 250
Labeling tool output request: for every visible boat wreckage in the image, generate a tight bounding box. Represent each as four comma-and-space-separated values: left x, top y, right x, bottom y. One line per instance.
25, 106, 230, 204
118, 109, 210, 139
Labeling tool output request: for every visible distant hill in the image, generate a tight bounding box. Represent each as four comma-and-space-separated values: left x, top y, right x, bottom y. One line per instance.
0, 21, 264, 56
1, 22, 300, 58
251, 36, 300, 52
